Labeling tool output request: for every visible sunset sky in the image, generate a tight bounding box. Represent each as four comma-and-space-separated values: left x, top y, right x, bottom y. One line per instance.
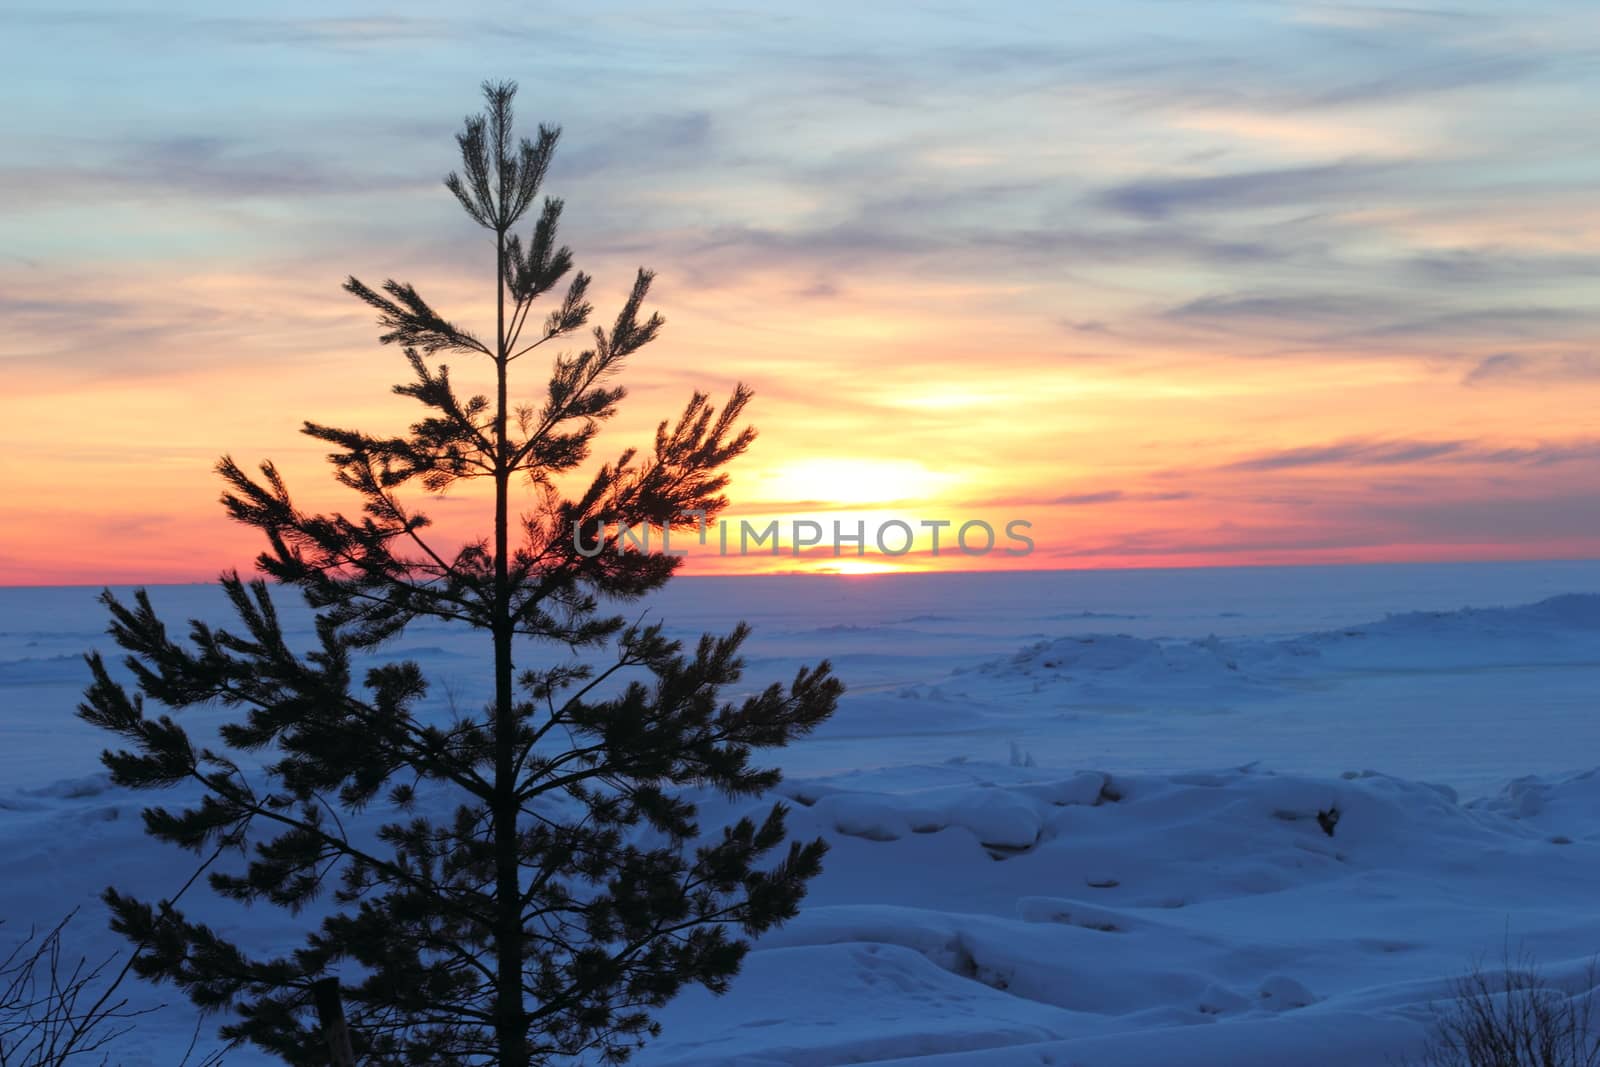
6, 1, 1600, 582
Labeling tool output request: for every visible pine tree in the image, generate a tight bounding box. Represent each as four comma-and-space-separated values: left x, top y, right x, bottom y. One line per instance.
78, 81, 841, 1066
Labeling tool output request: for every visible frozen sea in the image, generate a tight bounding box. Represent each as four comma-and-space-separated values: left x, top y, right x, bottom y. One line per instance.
6, 559, 1600, 1064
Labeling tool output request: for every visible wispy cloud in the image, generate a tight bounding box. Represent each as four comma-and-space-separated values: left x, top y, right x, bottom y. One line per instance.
1462, 351, 1600, 386
971, 489, 1194, 508
0, 10, 472, 48
1046, 490, 1193, 506
1351, 490, 1600, 541
1220, 439, 1469, 472
0, 135, 427, 212
1163, 290, 1600, 351
1100, 161, 1398, 221
1220, 437, 1600, 472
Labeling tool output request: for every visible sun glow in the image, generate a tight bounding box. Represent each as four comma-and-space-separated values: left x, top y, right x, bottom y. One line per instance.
12, 2, 1600, 587
752, 458, 959, 508
818, 558, 902, 576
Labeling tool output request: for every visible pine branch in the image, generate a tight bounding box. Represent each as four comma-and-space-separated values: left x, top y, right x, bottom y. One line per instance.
343, 277, 490, 356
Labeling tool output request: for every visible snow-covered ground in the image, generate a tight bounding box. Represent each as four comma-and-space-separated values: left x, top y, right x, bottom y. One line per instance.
6, 560, 1600, 1064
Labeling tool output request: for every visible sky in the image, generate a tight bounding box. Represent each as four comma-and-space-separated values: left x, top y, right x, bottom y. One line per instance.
5, 1, 1600, 582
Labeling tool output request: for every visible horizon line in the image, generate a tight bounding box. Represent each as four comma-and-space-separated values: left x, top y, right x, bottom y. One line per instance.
5, 552, 1600, 591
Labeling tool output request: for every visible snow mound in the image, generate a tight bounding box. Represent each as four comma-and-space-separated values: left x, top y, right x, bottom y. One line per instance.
1293, 593, 1600, 669
968, 593, 1600, 705
971, 632, 1316, 703
1374, 593, 1600, 634
641, 760, 1600, 1065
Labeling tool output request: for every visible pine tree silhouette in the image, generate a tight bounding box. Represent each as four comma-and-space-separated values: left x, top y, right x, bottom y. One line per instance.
78, 81, 841, 1066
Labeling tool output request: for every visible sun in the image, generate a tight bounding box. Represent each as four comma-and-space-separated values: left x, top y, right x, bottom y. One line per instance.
818, 558, 901, 576
756, 458, 957, 508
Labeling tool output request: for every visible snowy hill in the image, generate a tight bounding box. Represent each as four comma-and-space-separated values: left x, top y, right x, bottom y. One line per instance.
5, 563, 1600, 1064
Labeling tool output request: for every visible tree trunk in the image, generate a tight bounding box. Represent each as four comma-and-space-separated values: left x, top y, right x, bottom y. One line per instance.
491, 228, 529, 1067
311, 978, 357, 1067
